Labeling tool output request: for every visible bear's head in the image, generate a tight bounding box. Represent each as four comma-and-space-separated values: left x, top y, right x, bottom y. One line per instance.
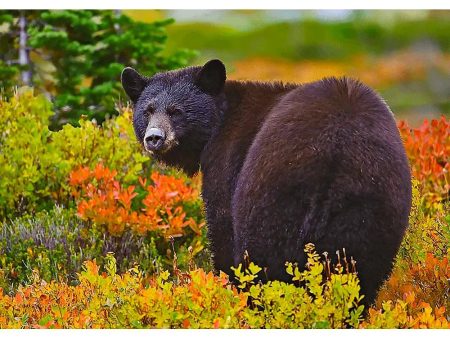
121, 59, 226, 175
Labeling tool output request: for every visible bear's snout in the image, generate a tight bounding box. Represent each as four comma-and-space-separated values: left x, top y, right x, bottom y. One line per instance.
144, 127, 165, 151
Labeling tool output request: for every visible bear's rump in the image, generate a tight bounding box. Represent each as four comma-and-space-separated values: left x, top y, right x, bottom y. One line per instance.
230, 78, 411, 303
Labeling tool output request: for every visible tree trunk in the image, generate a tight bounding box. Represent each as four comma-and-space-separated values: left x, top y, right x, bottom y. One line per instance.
114, 10, 121, 33
19, 12, 31, 86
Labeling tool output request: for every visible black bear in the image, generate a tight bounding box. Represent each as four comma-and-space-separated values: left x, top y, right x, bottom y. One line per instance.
121, 59, 412, 305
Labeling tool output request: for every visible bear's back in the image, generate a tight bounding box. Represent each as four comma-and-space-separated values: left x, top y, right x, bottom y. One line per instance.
263, 77, 400, 149
237, 78, 409, 193
231, 77, 411, 304
245, 77, 408, 190
235, 77, 411, 227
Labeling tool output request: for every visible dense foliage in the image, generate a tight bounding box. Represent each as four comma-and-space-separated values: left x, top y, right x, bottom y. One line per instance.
0, 89, 149, 218
398, 117, 449, 209
70, 165, 203, 237
0, 89, 448, 328
0, 245, 447, 328
0, 246, 362, 329
0, 90, 207, 291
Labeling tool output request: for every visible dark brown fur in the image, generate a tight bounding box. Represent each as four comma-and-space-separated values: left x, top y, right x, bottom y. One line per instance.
122, 61, 412, 306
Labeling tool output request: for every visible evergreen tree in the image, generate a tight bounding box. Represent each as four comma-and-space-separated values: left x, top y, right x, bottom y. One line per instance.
0, 10, 195, 128
0, 11, 37, 92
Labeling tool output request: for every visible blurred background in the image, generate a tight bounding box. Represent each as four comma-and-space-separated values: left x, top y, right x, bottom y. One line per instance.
156, 10, 450, 125
1, 10, 449, 127
137, 10, 450, 124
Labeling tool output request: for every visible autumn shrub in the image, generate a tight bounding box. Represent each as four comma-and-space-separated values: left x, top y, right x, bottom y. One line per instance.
0, 88, 150, 218
0, 245, 363, 329
398, 116, 450, 210
0, 254, 242, 329
0, 245, 447, 329
0, 88, 56, 217
372, 117, 450, 318
0, 206, 209, 293
50, 104, 150, 197
0, 88, 208, 289
234, 244, 365, 329
376, 252, 449, 314
68, 163, 207, 269
0, 207, 150, 292
397, 180, 449, 264
69, 164, 204, 238
374, 170, 449, 318
361, 298, 449, 329
376, 191, 449, 315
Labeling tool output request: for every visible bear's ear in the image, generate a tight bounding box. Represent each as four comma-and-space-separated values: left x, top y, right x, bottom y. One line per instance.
121, 67, 148, 103
196, 59, 226, 95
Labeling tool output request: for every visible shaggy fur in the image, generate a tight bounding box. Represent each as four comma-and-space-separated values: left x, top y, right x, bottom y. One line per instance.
122, 60, 412, 305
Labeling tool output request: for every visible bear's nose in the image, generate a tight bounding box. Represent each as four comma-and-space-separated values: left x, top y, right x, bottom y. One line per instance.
144, 128, 165, 151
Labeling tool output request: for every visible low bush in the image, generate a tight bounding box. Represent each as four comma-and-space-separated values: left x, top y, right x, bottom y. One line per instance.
0, 206, 209, 293
377, 207, 449, 317
70, 164, 204, 238
0, 89, 150, 218
361, 298, 449, 329
0, 245, 360, 328
396, 180, 449, 265
376, 253, 449, 314
0, 88, 56, 217
375, 176, 449, 319
0, 245, 447, 329
398, 116, 450, 210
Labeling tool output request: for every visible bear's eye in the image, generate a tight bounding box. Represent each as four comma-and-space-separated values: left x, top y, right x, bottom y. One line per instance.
144, 106, 154, 117
167, 107, 183, 117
